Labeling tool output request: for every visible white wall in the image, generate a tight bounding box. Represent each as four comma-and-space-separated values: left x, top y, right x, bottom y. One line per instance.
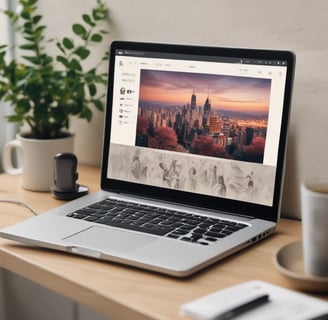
36, 0, 328, 219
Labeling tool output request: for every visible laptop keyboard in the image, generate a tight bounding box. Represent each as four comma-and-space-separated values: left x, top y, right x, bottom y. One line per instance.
66, 199, 248, 246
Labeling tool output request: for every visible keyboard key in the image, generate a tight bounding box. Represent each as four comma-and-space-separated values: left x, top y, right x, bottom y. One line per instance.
167, 233, 180, 239
192, 228, 207, 235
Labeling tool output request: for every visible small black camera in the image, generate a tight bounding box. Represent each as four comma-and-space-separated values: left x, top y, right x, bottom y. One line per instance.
50, 153, 89, 200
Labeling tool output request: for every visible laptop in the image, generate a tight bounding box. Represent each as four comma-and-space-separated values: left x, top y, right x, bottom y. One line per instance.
0, 41, 295, 277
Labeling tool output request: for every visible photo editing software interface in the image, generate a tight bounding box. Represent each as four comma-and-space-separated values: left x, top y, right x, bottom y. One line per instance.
107, 48, 288, 207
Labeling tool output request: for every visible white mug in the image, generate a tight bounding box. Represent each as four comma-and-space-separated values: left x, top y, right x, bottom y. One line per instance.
301, 180, 328, 277
3, 133, 74, 191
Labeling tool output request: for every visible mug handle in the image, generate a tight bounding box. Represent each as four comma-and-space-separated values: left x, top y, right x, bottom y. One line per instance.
3, 139, 23, 175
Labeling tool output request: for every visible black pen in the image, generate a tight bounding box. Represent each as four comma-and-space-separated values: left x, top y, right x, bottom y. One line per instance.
212, 293, 270, 320
308, 314, 328, 320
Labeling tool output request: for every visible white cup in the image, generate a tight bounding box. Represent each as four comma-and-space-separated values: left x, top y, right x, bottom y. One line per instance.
301, 180, 328, 277
3, 133, 74, 191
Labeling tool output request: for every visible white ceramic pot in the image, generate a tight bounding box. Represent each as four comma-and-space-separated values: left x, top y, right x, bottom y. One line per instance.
3, 133, 74, 191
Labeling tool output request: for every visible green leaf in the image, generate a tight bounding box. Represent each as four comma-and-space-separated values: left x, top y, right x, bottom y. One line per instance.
34, 25, 46, 35
92, 9, 99, 21
34, 30, 46, 42
63, 37, 74, 50
16, 98, 31, 113
57, 55, 69, 68
74, 47, 90, 60
90, 33, 102, 42
88, 83, 97, 97
19, 44, 36, 50
80, 107, 92, 121
23, 22, 33, 34
85, 69, 96, 83
33, 15, 42, 24
23, 35, 37, 42
21, 11, 31, 20
82, 14, 95, 27
42, 55, 53, 66
92, 7, 108, 21
28, 0, 38, 6
91, 99, 104, 111
56, 41, 66, 54
102, 51, 109, 61
4, 10, 15, 20
6, 114, 24, 123
70, 58, 82, 71
22, 55, 40, 65
72, 23, 87, 38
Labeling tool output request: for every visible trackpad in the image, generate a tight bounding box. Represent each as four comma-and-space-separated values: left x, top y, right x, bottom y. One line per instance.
63, 226, 155, 254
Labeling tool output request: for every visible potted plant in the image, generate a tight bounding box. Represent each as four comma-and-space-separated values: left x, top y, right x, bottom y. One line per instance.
0, 0, 109, 191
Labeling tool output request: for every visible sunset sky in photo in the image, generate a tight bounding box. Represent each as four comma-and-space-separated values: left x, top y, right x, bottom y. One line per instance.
139, 70, 271, 113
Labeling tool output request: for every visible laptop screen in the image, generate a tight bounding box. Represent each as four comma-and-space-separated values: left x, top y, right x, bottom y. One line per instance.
102, 41, 295, 221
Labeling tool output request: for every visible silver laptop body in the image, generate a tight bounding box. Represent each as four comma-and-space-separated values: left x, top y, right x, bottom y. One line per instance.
0, 41, 295, 277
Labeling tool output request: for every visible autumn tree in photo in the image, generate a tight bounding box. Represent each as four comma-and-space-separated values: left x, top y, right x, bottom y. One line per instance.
191, 136, 227, 158
148, 127, 181, 151
241, 136, 266, 163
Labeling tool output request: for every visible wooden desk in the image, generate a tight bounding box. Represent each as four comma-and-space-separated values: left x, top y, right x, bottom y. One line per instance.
0, 165, 323, 320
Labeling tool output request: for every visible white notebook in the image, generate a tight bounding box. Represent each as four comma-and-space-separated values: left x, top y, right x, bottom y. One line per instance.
180, 280, 328, 320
